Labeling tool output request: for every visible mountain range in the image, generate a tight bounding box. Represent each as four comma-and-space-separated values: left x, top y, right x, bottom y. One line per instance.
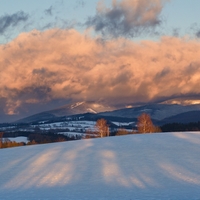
14, 101, 200, 125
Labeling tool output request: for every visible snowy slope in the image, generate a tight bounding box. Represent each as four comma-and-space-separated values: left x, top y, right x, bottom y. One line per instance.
0, 132, 200, 200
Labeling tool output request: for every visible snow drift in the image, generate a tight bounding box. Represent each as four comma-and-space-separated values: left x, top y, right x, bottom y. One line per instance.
0, 132, 200, 200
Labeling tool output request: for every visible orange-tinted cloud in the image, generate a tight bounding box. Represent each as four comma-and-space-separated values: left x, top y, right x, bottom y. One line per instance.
0, 29, 200, 115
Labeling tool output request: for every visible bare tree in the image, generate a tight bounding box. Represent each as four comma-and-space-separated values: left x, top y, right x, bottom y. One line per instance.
95, 119, 109, 137
137, 113, 156, 133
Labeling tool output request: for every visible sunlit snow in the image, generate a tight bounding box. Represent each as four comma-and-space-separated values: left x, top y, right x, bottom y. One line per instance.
0, 132, 200, 200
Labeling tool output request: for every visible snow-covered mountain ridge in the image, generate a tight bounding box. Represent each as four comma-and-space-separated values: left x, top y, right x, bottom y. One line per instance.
15, 102, 200, 124
15, 101, 115, 123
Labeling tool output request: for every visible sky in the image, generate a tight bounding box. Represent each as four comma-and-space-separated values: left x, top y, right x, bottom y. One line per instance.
0, 0, 200, 122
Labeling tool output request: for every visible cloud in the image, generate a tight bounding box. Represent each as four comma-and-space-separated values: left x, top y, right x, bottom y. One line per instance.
188, 23, 200, 39
196, 30, 200, 38
45, 6, 54, 16
86, 0, 168, 38
0, 11, 29, 35
172, 28, 180, 37
0, 29, 200, 117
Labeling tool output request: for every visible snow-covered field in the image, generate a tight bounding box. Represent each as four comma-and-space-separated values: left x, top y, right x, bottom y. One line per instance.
0, 132, 200, 200
7, 137, 28, 143
31, 120, 96, 132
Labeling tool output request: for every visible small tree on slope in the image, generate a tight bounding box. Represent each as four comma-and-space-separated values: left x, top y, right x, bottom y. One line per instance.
95, 119, 109, 137
137, 113, 160, 133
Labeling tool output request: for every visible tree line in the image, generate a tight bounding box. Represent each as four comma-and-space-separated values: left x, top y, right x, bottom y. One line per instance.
0, 132, 79, 149
86, 113, 161, 138
161, 121, 200, 132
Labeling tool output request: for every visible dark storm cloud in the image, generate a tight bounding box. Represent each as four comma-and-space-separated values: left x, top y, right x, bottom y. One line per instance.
0, 11, 29, 35
19, 86, 52, 101
86, 0, 166, 38
4, 85, 51, 103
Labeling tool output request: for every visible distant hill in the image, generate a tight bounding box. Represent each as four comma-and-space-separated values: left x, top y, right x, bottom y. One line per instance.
100, 103, 200, 120
15, 112, 56, 123
15, 102, 115, 123
159, 110, 200, 125
15, 102, 200, 124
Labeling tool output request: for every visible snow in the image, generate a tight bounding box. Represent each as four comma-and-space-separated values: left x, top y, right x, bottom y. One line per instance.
86, 108, 97, 113
112, 121, 135, 126
29, 120, 97, 134
0, 132, 200, 200
7, 137, 28, 143
57, 131, 83, 136
70, 101, 84, 109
